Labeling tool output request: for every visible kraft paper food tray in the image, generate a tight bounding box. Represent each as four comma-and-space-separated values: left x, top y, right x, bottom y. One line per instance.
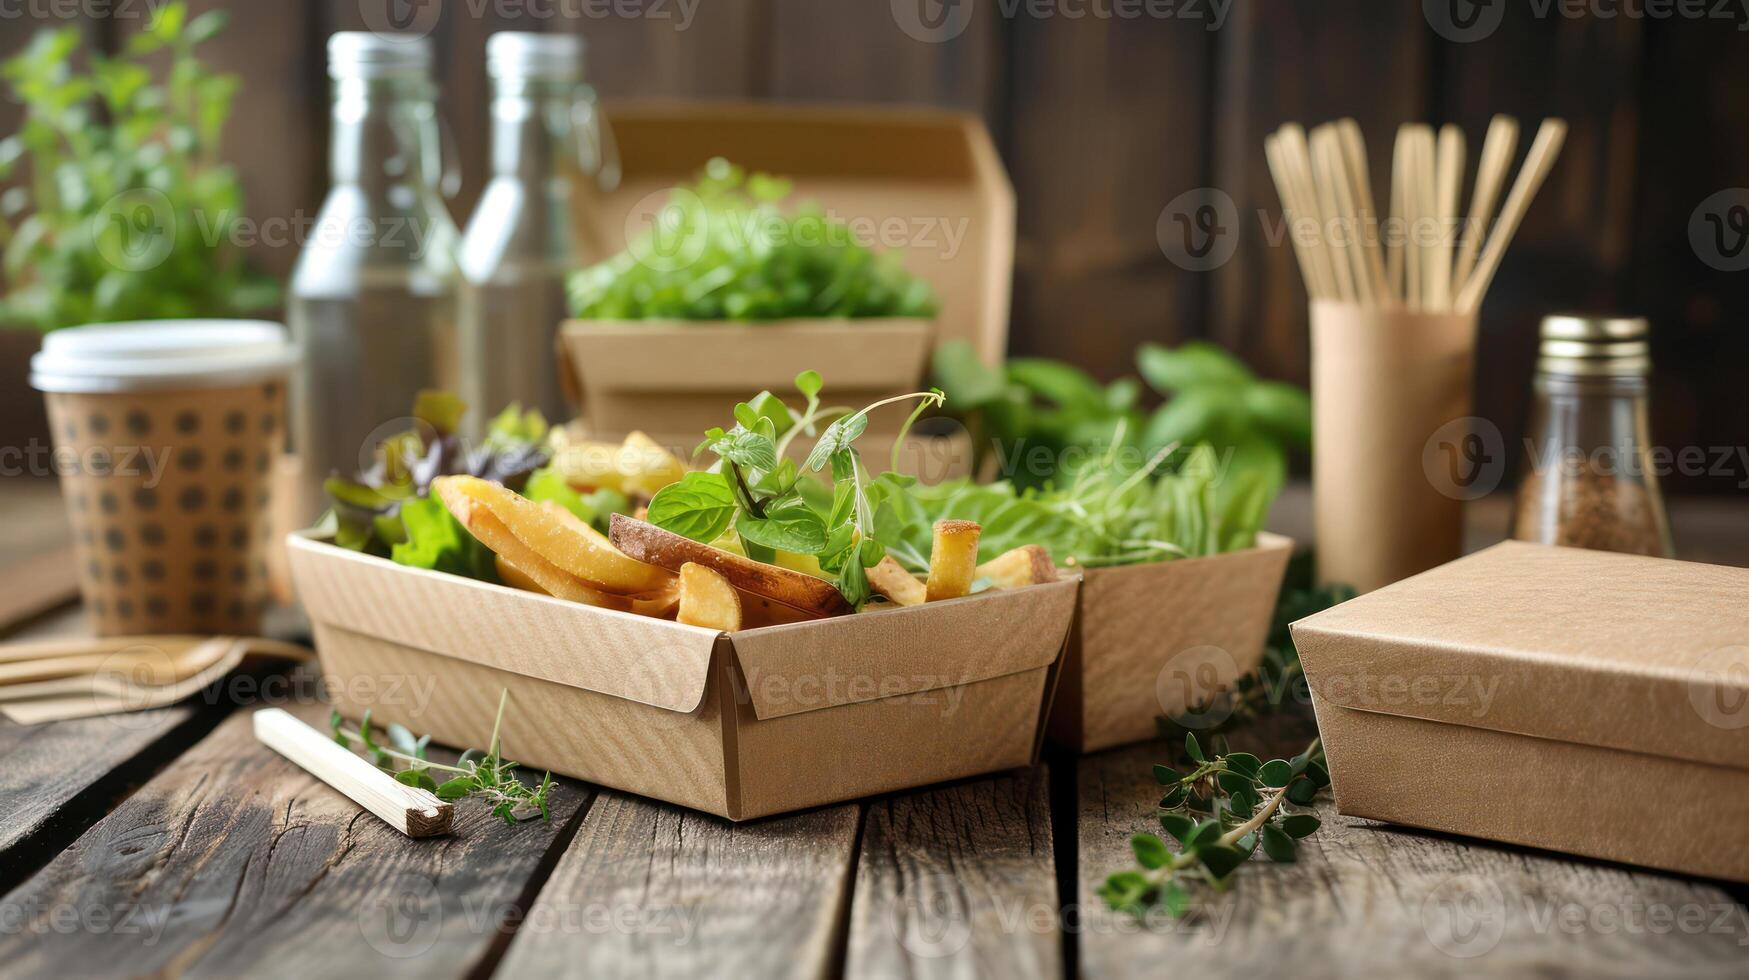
576, 100, 1015, 364
1048, 532, 1294, 753
557, 318, 932, 439
1291, 541, 1749, 882
285, 532, 1078, 821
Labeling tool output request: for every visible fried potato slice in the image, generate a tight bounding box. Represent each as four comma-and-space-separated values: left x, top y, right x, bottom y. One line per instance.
493, 554, 632, 611
620, 431, 688, 497
548, 429, 687, 498
867, 556, 927, 607
925, 519, 982, 602
677, 562, 742, 631
436, 475, 675, 597
609, 515, 852, 618
974, 545, 1059, 591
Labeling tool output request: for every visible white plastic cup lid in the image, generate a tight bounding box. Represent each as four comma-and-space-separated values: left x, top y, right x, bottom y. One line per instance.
30, 320, 299, 394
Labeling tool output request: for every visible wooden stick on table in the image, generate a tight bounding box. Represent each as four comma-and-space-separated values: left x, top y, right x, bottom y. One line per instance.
254, 708, 454, 838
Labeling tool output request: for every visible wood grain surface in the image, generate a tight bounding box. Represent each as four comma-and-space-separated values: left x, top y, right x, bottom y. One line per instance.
0, 703, 592, 979
846, 765, 1061, 980
1076, 711, 1749, 980
496, 791, 861, 979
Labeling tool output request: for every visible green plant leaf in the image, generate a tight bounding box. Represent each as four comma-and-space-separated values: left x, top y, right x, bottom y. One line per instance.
1195, 844, 1248, 879
1136, 341, 1253, 395
1280, 814, 1321, 839
647, 471, 738, 543
1185, 733, 1204, 763
1224, 752, 1262, 777
1131, 833, 1171, 870
736, 499, 829, 553
1258, 759, 1293, 788
1152, 764, 1179, 785
1261, 823, 1297, 863
1287, 779, 1319, 805
395, 768, 439, 793
1158, 812, 1196, 843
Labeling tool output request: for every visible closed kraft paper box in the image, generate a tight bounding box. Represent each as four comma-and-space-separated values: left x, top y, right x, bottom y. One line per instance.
1048, 533, 1293, 753
1291, 541, 1749, 882
286, 533, 1077, 820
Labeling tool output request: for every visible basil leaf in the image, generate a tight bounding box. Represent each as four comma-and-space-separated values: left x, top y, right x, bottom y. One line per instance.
710, 425, 778, 473
805, 413, 868, 471
736, 500, 829, 553
647, 471, 738, 543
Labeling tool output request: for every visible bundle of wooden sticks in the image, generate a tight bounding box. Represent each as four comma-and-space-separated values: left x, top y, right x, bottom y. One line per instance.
1264, 116, 1566, 315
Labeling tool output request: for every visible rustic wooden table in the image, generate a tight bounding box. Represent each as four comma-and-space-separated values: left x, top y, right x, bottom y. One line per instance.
2, 478, 1745, 979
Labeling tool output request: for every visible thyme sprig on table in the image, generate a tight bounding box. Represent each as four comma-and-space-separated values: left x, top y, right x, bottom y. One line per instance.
330, 689, 553, 825
1100, 732, 1329, 917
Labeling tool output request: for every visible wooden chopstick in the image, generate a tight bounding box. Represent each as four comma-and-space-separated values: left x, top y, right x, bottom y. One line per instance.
1451, 114, 1519, 299
1277, 124, 1340, 300
255, 708, 454, 838
1265, 134, 1323, 300
1337, 118, 1391, 307
1455, 118, 1567, 314
1432, 124, 1466, 310
1309, 124, 1358, 302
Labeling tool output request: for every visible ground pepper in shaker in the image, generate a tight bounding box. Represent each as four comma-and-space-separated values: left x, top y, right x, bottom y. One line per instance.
1510, 315, 1674, 557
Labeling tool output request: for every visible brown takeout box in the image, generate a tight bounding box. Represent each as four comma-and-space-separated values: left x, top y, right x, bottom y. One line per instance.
285, 533, 1077, 820
562, 101, 1015, 438
1048, 533, 1293, 753
1292, 541, 1749, 882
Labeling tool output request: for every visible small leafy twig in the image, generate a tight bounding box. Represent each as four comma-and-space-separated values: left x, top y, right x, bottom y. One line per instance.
1100, 732, 1329, 917
330, 689, 553, 825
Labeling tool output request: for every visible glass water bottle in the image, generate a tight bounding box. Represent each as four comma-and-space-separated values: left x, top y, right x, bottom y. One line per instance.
458, 32, 617, 437
288, 33, 462, 522
1511, 315, 1674, 557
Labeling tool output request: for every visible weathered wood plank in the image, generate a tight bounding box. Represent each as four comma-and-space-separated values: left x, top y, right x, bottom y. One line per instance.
497, 790, 860, 979
1005, 15, 1214, 377
0, 703, 591, 978
1077, 711, 1749, 979
846, 765, 1061, 980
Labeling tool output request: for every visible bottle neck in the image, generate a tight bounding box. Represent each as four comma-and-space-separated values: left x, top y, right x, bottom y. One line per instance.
329, 76, 444, 193
488, 77, 589, 182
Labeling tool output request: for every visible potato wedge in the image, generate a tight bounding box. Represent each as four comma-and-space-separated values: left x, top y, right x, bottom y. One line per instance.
548, 430, 631, 493
925, 519, 982, 602
974, 545, 1059, 591
609, 515, 852, 618
493, 554, 632, 611
620, 431, 688, 498
436, 475, 675, 596
677, 563, 742, 631
867, 556, 927, 607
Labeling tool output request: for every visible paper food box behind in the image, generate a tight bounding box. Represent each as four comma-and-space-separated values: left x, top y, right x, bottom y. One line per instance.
1291, 542, 1749, 883
563, 101, 1015, 439
287, 533, 1076, 821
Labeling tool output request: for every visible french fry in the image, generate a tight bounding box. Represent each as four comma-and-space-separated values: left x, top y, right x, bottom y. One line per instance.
430, 482, 627, 608
493, 554, 632, 612
974, 545, 1058, 591
925, 520, 982, 602
867, 556, 927, 607
436, 475, 675, 597
620, 431, 687, 497
609, 515, 853, 618
677, 563, 742, 631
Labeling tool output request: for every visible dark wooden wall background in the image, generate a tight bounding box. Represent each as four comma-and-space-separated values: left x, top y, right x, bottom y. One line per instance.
2, 0, 1746, 493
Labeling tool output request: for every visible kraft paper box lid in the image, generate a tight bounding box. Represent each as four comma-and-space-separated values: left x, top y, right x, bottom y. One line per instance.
288, 531, 1077, 720
578, 100, 1015, 364
1290, 541, 1749, 772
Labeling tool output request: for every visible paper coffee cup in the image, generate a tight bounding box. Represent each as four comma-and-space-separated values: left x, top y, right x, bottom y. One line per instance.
32, 322, 298, 637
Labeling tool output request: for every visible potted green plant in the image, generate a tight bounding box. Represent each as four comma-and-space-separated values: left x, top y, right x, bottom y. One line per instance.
0, 3, 277, 449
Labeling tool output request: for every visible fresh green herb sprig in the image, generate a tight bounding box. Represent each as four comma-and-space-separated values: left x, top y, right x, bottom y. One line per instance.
0, 3, 278, 331
646, 371, 944, 609
569, 158, 939, 322
1100, 733, 1328, 917
330, 690, 553, 825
